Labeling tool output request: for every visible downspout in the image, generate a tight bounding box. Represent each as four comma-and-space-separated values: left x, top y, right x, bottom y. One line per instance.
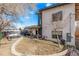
69, 13, 72, 42
38, 11, 42, 37
67, 13, 75, 47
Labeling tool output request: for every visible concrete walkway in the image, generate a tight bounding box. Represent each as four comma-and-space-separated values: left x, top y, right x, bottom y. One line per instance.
11, 37, 23, 56
52, 49, 68, 56
0, 38, 20, 56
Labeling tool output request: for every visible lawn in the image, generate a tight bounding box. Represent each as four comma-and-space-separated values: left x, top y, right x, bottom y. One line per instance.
16, 37, 64, 55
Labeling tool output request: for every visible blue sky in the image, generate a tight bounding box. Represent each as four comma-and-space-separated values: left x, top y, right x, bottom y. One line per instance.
16, 3, 53, 28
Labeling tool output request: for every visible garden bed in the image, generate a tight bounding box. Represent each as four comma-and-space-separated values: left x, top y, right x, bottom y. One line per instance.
15, 37, 64, 55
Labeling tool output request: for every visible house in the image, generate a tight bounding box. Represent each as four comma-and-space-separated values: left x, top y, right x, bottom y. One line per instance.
24, 25, 40, 36
38, 3, 79, 46
3, 27, 20, 36
3, 27, 20, 33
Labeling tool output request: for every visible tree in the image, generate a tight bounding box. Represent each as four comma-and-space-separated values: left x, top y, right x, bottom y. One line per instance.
0, 3, 36, 31
53, 21, 63, 48
0, 7, 16, 31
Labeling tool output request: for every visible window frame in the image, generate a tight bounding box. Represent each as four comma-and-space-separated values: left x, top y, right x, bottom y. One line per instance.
52, 31, 62, 39
52, 11, 62, 22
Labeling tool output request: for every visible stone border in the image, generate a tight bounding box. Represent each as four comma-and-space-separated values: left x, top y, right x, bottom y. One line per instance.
52, 49, 68, 56
11, 37, 24, 56
11, 37, 68, 56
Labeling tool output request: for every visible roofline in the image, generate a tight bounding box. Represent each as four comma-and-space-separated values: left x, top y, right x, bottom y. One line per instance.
39, 3, 70, 12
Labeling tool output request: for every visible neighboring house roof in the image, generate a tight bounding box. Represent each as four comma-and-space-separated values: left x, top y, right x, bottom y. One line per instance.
39, 3, 69, 12
24, 25, 40, 30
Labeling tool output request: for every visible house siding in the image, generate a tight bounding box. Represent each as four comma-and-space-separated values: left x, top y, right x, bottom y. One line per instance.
41, 4, 75, 46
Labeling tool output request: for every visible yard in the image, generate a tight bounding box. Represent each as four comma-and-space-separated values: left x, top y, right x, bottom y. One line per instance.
15, 37, 64, 55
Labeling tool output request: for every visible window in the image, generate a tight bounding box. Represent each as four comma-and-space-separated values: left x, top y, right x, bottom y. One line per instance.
52, 11, 62, 22
52, 31, 62, 39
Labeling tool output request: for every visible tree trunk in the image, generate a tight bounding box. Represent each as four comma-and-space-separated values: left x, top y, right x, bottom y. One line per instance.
57, 35, 61, 48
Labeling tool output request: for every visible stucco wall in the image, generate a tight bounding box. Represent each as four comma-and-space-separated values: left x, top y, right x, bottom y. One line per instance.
42, 4, 75, 46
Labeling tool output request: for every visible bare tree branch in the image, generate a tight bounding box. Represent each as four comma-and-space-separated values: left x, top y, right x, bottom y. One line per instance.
0, 3, 36, 31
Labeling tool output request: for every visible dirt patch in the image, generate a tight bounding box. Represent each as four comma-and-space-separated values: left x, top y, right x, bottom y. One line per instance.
0, 38, 19, 56
16, 37, 64, 55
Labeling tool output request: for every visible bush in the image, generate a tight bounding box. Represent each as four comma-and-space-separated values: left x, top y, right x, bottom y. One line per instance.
0, 32, 3, 40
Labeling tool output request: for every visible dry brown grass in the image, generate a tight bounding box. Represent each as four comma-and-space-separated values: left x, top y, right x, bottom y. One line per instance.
16, 37, 63, 55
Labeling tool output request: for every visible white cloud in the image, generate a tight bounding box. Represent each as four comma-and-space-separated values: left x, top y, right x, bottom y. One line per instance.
24, 16, 30, 19
30, 11, 35, 14
16, 23, 25, 29
46, 3, 52, 7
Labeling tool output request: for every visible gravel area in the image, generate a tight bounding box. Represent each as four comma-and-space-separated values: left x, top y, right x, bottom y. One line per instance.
16, 37, 64, 55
